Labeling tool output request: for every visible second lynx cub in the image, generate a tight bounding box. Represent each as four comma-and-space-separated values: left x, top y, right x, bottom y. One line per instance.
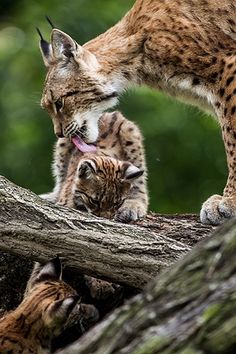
0, 258, 79, 353
41, 111, 148, 221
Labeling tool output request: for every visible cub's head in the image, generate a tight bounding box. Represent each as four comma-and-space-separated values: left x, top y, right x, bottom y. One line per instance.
74, 155, 143, 218
24, 257, 79, 337
39, 29, 119, 143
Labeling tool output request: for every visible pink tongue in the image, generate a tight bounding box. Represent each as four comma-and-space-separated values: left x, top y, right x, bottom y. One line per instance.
72, 136, 97, 153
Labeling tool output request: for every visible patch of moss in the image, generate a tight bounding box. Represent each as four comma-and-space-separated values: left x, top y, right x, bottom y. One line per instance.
132, 336, 170, 354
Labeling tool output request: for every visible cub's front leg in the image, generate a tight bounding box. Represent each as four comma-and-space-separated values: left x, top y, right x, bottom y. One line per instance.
40, 138, 74, 203
115, 117, 148, 222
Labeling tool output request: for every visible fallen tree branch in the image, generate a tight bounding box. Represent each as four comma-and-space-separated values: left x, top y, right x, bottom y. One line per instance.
58, 218, 236, 354
0, 175, 212, 289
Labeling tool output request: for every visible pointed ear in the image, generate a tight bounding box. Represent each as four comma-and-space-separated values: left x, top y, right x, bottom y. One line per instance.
123, 163, 144, 181
47, 295, 80, 323
34, 257, 62, 283
40, 41, 53, 67
51, 29, 83, 61
51, 29, 99, 70
36, 27, 54, 67
77, 160, 97, 179
25, 258, 62, 295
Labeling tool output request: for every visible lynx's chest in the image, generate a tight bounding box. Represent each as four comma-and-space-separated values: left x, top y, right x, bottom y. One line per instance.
143, 71, 216, 115
168, 78, 216, 114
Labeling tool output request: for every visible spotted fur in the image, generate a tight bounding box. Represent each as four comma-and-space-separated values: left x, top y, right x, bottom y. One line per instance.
41, 111, 148, 221
39, 0, 236, 225
0, 258, 79, 354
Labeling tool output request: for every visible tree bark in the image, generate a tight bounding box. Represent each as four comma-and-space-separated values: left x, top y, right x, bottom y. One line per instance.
57, 219, 236, 354
0, 175, 212, 289
1, 175, 234, 353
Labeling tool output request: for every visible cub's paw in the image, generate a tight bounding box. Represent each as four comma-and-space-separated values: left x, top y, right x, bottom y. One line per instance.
79, 303, 100, 327
57, 197, 74, 208
200, 194, 236, 225
114, 200, 147, 222
39, 191, 58, 203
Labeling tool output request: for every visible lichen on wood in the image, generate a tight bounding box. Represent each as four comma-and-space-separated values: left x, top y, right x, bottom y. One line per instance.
57, 219, 236, 354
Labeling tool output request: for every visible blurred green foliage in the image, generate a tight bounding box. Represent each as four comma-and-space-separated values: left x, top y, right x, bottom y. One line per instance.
0, 0, 227, 214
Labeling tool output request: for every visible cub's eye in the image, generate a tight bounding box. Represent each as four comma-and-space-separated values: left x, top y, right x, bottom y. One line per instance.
90, 198, 100, 207
54, 97, 64, 113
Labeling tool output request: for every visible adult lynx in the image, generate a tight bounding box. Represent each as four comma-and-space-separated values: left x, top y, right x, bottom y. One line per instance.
39, 0, 236, 225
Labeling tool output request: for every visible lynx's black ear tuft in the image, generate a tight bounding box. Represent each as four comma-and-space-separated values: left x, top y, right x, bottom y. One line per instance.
45, 15, 55, 29
36, 27, 53, 67
36, 27, 50, 56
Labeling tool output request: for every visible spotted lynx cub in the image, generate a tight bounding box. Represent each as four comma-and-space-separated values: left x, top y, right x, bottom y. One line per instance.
0, 258, 79, 354
38, 0, 236, 225
41, 111, 148, 221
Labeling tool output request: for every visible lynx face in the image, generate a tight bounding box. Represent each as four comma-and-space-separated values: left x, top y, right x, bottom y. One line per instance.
40, 29, 118, 143
72, 156, 143, 218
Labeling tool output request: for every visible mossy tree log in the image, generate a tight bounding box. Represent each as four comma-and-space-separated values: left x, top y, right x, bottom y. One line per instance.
0, 175, 235, 353
0, 175, 212, 289
58, 219, 236, 354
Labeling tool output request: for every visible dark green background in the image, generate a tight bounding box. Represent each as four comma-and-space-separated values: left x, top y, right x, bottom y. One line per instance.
0, 0, 227, 214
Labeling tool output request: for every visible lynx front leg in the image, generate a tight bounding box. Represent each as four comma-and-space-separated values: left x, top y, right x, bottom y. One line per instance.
201, 72, 236, 224
114, 117, 148, 222
40, 138, 73, 203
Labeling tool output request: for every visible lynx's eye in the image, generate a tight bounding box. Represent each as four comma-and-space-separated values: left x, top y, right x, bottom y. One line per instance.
90, 198, 100, 207
54, 97, 64, 113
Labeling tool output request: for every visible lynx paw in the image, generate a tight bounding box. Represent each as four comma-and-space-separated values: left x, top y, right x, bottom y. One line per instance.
39, 191, 58, 203
114, 200, 147, 222
200, 194, 236, 225
79, 303, 100, 326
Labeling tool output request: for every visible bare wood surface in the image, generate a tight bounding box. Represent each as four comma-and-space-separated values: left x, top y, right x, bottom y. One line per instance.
58, 219, 236, 354
0, 175, 213, 289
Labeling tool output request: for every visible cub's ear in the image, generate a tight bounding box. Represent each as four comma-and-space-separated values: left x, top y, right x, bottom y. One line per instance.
36, 257, 62, 282
51, 29, 99, 70
122, 163, 144, 181
25, 258, 62, 296
47, 295, 81, 324
30, 257, 62, 285
77, 160, 97, 179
